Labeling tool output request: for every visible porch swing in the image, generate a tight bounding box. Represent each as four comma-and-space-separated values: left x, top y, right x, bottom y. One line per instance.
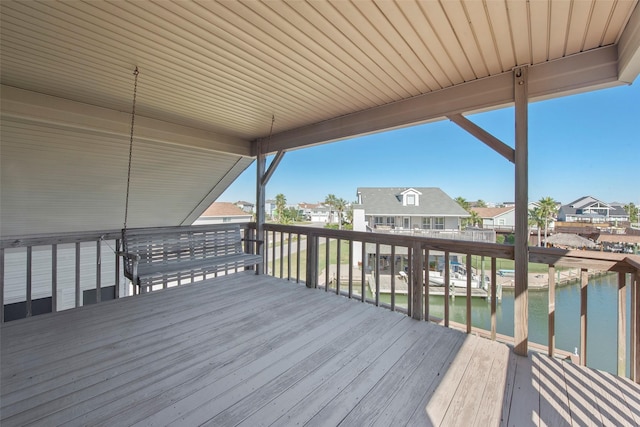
117, 68, 262, 293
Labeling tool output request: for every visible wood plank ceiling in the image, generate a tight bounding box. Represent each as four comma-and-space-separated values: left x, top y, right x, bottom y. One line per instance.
1, 1, 639, 234
2, 0, 637, 142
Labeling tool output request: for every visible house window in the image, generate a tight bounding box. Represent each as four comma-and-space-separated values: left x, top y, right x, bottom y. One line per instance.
407, 194, 415, 205
374, 216, 394, 227
422, 218, 431, 229
433, 217, 445, 229
498, 219, 505, 225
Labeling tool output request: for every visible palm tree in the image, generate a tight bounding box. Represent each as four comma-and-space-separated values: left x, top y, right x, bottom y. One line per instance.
454, 196, 472, 228
275, 193, 287, 224
324, 194, 338, 224
624, 202, 638, 223
538, 197, 558, 243
334, 197, 347, 230
528, 206, 545, 246
476, 199, 488, 208
469, 210, 481, 227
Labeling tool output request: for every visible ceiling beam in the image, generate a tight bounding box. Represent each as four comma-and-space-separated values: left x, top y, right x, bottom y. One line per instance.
1, 85, 252, 157
259, 46, 620, 155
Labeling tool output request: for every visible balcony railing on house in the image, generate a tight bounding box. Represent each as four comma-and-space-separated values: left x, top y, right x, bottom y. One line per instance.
1, 222, 638, 384
0, 223, 259, 322
262, 223, 640, 383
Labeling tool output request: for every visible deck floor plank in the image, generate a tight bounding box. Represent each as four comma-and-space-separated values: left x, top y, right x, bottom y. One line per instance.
2, 272, 638, 427
535, 353, 572, 427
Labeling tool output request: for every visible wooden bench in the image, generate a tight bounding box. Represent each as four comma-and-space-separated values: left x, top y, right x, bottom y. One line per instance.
119, 224, 262, 292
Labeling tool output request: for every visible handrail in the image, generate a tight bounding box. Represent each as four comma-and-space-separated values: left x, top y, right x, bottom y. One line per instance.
262, 223, 640, 383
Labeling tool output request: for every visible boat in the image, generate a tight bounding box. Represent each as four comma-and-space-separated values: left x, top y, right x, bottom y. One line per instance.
427, 263, 489, 290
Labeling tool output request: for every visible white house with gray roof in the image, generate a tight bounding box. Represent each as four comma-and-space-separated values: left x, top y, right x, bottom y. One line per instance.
558, 196, 629, 224
353, 187, 469, 232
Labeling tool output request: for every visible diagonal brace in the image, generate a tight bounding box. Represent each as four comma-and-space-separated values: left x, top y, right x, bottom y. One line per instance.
448, 114, 515, 163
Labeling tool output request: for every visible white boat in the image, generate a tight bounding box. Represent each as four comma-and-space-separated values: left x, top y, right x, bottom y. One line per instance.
427, 264, 489, 290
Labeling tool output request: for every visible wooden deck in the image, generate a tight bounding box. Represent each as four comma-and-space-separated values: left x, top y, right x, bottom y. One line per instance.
2, 272, 639, 426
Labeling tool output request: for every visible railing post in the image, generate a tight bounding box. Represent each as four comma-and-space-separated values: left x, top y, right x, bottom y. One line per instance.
580, 268, 588, 366
633, 269, 639, 383
306, 233, 317, 288
548, 265, 556, 358
411, 242, 423, 321
616, 271, 626, 377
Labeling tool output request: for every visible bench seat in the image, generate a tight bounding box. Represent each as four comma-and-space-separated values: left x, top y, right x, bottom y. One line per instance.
120, 224, 262, 292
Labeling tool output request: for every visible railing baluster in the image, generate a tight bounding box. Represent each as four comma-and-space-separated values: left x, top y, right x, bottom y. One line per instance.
115, 239, 120, 299
424, 249, 430, 321
360, 241, 366, 302
271, 230, 276, 276
336, 239, 341, 296
325, 237, 330, 291
279, 231, 284, 278
491, 257, 496, 340
296, 233, 301, 283
444, 251, 450, 328
287, 232, 292, 280
96, 240, 102, 304
374, 243, 380, 306
52, 244, 58, 312
26, 246, 32, 317
632, 269, 639, 382
548, 265, 556, 357
407, 245, 413, 316
390, 245, 396, 311
75, 242, 81, 307
0, 248, 5, 323
348, 239, 353, 298
580, 268, 588, 366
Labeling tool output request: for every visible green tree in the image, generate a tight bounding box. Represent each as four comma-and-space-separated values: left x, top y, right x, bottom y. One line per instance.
455, 196, 472, 227
469, 210, 481, 227
334, 197, 348, 230
624, 202, 638, 223
324, 194, 338, 224
476, 199, 488, 208
528, 206, 545, 246
275, 193, 287, 224
538, 197, 558, 243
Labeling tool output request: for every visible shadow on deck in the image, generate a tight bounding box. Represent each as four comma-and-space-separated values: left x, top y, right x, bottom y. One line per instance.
2, 272, 639, 426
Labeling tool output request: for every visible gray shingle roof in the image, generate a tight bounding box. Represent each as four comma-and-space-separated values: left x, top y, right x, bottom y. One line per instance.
355, 187, 469, 217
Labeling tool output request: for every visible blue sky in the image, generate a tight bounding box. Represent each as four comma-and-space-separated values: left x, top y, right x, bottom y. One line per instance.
221, 82, 639, 207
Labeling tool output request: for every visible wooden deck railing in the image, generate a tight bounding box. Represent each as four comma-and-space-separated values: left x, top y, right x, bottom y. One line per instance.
262, 224, 640, 383
0, 223, 259, 322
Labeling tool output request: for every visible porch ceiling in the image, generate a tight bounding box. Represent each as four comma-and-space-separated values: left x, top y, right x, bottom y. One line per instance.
1, 1, 640, 234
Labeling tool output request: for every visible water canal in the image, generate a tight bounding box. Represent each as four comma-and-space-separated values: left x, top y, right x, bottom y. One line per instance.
426, 272, 634, 376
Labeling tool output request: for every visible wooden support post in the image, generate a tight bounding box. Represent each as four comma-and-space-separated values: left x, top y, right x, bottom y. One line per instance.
618, 272, 626, 377
513, 66, 529, 356
548, 265, 556, 358
580, 268, 588, 366
411, 242, 424, 321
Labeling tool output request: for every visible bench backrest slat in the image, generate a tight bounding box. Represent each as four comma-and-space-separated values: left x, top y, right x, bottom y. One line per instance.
121, 224, 246, 277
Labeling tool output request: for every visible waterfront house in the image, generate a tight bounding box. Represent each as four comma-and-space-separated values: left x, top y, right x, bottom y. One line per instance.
298, 202, 331, 223
472, 206, 516, 232
353, 187, 469, 233
2, 1, 639, 425
194, 202, 253, 225
558, 196, 631, 224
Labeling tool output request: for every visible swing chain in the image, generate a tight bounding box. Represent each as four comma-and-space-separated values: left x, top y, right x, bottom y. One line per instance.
123, 67, 140, 237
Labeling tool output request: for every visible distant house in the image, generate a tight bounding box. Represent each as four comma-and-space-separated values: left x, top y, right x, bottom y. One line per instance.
265, 199, 277, 219
353, 187, 469, 232
472, 207, 516, 231
298, 202, 330, 223
235, 201, 254, 213
194, 202, 253, 225
557, 196, 629, 224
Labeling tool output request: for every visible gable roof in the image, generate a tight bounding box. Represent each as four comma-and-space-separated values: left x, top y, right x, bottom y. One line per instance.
472, 207, 515, 219
200, 202, 251, 218
356, 187, 468, 217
